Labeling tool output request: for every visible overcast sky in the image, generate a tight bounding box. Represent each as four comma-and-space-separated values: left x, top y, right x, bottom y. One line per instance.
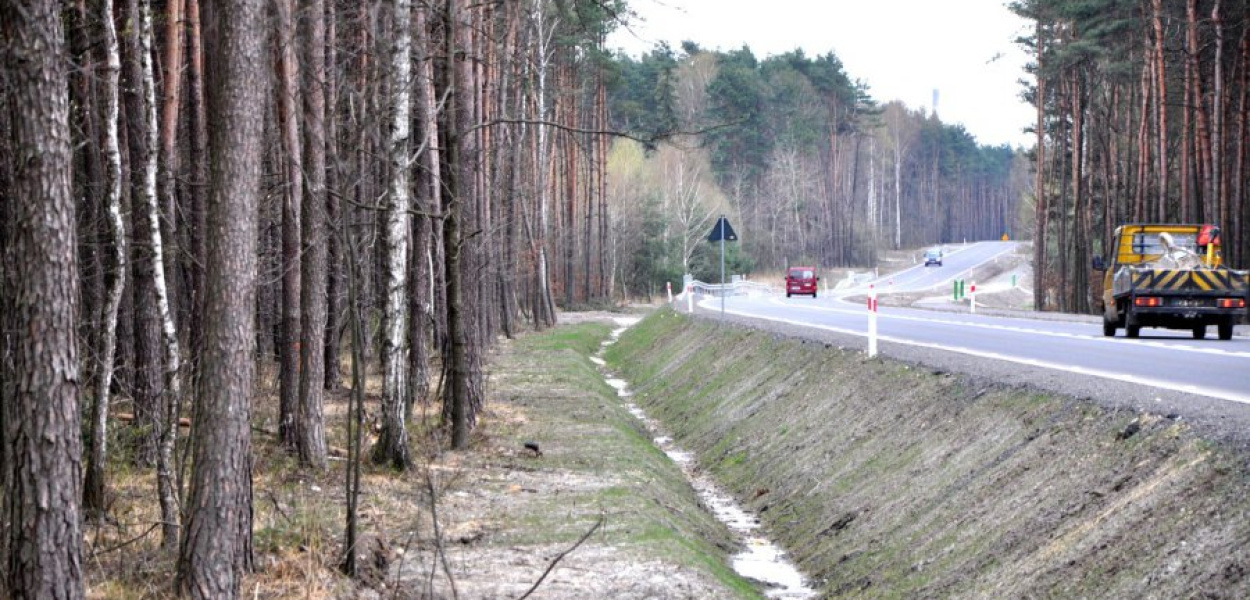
606, 0, 1034, 148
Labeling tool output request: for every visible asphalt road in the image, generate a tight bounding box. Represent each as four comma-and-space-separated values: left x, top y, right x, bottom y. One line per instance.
700, 241, 1250, 405
866, 241, 1019, 292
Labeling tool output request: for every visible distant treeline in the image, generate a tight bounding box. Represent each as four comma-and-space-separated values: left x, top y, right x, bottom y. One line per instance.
605, 41, 1026, 284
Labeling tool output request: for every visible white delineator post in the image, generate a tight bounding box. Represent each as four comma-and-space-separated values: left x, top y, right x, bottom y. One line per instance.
666, 281, 672, 304
687, 283, 693, 313
868, 284, 879, 357
970, 281, 977, 314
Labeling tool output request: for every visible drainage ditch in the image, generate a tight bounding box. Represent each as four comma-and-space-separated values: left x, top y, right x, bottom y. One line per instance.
595, 318, 816, 599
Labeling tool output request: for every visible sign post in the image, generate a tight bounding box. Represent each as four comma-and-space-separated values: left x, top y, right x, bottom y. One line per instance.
707, 215, 738, 319
868, 284, 879, 357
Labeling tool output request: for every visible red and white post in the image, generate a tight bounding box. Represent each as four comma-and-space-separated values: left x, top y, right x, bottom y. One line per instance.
970, 281, 977, 314
868, 284, 879, 357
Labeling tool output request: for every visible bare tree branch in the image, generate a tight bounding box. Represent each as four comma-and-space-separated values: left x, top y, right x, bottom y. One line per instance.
515, 515, 605, 600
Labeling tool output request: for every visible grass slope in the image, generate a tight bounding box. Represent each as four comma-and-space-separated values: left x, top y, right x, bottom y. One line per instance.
608, 309, 1250, 599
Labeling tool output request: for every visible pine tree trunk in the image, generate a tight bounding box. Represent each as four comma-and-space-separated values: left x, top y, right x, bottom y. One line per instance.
410, 1, 441, 411
175, 0, 266, 594
1135, 62, 1151, 221
1033, 20, 1048, 311
1234, 28, 1248, 265
69, 0, 104, 364
323, 0, 342, 392
0, 0, 86, 596
298, 0, 328, 468
1210, 0, 1225, 237
1152, 0, 1169, 220
443, 0, 474, 449
159, 0, 186, 339
1188, 0, 1215, 221
1182, 0, 1196, 221
276, 0, 303, 449
186, 0, 209, 377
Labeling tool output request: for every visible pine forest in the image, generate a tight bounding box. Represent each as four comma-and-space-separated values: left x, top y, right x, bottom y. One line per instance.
1, 0, 1247, 598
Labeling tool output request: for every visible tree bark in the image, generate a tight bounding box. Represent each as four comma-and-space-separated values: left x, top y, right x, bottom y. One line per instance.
1210, 0, 1225, 236
124, 0, 165, 466
0, 0, 86, 595
410, 1, 440, 416
373, 0, 413, 469
186, 0, 210, 379
1235, 27, 1248, 265
323, 0, 342, 391
129, 0, 186, 549
276, 0, 303, 449
84, 0, 127, 520
1151, 0, 1169, 220
298, 0, 329, 468
158, 0, 186, 339
175, 0, 266, 594
1033, 19, 1048, 311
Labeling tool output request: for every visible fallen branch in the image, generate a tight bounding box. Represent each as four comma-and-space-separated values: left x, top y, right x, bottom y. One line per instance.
515, 515, 605, 600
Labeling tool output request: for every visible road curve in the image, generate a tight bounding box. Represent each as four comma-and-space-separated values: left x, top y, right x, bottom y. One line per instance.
700, 241, 1250, 405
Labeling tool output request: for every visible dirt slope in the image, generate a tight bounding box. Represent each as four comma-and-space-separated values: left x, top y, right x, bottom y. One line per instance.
607, 309, 1250, 599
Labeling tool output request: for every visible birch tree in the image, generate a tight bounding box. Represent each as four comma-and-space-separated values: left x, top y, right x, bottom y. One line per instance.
84, 0, 127, 519
528, 0, 559, 329
141, 0, 185, 548
373, 0, 414, 469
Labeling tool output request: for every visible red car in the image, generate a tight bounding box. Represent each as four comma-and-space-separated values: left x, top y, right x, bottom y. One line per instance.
786, 266, 818, 298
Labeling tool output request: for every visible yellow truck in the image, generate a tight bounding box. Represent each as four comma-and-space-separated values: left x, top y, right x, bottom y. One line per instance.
1093, 224, 1248, 340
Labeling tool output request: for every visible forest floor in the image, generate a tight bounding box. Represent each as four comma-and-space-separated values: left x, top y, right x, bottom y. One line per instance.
86, 309, 762, 600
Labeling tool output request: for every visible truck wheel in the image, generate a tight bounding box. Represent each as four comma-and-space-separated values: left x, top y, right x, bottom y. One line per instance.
813, 291, 818, 299
1192, 326, 1206, 340
786, 292, 791, 298
1125, 310, 1141, 338
1218, 318, 1234, 341
1102, 317, 1116, 337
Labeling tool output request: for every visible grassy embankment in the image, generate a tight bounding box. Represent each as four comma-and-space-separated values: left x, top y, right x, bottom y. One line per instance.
607, 309, 1250, 599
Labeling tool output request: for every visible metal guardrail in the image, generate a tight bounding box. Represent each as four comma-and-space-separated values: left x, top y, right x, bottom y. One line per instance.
678, 279, 777, 298
834, 271, 875, 290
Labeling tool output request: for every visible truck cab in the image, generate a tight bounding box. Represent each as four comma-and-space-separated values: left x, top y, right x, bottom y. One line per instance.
1094, 224, 1248, 340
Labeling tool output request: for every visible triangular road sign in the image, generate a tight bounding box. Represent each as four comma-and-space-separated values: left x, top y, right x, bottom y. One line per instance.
707, 216, 737, 242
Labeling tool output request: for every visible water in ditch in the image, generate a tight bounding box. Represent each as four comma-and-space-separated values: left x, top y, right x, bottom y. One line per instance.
595, 318, 817, 599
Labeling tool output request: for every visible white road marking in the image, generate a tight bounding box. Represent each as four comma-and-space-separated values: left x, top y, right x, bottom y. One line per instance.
760, 297, 1250, 359
700, 297, 1250, 404
867, 242, 1019, 292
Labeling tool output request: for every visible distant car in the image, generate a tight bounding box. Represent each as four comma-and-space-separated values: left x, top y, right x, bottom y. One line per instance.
924, 249, 943, 267
785, 267, 818, 298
